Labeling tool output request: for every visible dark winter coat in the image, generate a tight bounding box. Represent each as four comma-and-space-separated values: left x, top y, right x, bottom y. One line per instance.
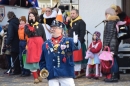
68, 19, 86, 44
103, 15, 119, 55
6, 18, 20, 53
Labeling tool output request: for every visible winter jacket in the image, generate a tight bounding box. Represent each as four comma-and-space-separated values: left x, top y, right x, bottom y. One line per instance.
18, 25, 27, 40
6, 18, 20, 53
68, 18, 86, 44
103, 15, 119, 55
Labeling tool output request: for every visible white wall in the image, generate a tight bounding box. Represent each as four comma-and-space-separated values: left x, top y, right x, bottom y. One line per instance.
0, 5, 41, 26
79, 0, 122, 48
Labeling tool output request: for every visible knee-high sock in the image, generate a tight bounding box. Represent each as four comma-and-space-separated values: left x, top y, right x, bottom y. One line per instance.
95, 64, 99, 76
86, 65, 89, 76
32, 72, 38, 79
31, 70, 38, 79
37, 69, 40, 76
99, 65, 102, 77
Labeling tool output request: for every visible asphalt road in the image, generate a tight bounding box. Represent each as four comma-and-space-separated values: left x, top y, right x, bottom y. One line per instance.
0, 69, 130, 86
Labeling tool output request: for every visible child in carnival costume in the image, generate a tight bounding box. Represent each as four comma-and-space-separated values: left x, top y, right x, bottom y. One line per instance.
86, 31, 102, 79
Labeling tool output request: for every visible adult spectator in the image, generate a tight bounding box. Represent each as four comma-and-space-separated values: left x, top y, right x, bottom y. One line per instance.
68, 9, 86, 78
6, 11, 21, 75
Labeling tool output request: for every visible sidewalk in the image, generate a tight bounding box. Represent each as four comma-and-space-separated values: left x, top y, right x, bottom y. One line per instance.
0, 69, 130, 86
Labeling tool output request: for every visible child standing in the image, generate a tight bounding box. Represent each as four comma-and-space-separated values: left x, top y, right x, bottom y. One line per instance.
86, 31, 102, 79
18, 16, 30, 77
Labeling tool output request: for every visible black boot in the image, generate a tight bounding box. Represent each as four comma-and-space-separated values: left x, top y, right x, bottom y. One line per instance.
105, 73, 118, 82
117, 72, 120, 80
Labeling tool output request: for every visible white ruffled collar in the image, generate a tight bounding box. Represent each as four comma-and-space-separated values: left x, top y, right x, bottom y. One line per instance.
43, 10, 57, 18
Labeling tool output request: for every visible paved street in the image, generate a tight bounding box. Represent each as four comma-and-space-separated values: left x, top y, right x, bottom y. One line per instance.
0, 69, 130, 86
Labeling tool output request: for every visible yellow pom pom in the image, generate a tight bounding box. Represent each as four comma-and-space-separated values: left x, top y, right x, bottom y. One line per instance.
110, 4, 117, 11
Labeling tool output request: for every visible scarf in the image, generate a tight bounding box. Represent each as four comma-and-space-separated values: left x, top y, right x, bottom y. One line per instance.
70, 16, 82, 27
19, 24, 26, 29
28, 22, 39, 32
51, 35, 63, 45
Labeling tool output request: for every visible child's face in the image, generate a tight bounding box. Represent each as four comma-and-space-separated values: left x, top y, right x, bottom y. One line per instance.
20, 20, 25, 25
93, 34, 97, 40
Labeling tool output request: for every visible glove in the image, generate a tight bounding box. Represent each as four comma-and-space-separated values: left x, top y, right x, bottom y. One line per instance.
31, 1, 35, 5
73, 31, 78, 43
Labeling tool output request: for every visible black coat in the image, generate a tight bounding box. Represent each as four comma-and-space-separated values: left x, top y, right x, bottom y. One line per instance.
103, 16, 119, 55
6, 18, 20, 53
68, 19, 86, 44
39, 14, 56, 26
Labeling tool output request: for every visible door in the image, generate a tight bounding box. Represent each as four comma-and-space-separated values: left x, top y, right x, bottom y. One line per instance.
122, 0, 130, 17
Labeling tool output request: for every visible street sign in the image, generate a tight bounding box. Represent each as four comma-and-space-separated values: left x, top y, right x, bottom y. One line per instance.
60, 0, 79, 5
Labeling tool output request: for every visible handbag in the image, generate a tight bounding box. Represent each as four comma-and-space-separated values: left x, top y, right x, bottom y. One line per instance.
85, 50, 94, 59
99, 46, 114, 74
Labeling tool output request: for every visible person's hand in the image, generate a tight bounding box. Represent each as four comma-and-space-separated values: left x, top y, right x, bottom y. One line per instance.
26, 1, 28, 6
31, 1, 35, 5
103, 46, 107, 48
73, 32, 78, 43
6, 45, 9, 48
66, 16, 71, 22
88, 48, 91, 51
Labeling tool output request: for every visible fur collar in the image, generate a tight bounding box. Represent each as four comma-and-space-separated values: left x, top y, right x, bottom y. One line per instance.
107, 15, 119, 21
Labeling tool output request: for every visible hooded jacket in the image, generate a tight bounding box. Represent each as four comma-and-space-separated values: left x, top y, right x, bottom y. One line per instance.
6, 18, 20, 53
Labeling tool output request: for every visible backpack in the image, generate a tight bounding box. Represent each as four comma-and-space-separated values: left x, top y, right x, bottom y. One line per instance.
99, 46, 114, 75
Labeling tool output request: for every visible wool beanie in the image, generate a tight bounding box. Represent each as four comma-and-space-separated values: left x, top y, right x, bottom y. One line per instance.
94, 31, 101, 39
19, 16, 26, 23
105, 7, 116, 15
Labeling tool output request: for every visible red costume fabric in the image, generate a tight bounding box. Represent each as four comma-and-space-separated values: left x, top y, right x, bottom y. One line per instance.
89, 40, 102, 53
26, 37, 43, 63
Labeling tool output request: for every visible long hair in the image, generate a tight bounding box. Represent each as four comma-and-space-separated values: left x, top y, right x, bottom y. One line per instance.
29, 7, 38, 16
29, 7, 39, 21
28, 12, 38, 23
7, 11, 16, 20
116, 6, 122, 14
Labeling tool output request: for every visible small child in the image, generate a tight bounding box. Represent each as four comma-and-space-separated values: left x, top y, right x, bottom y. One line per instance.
18, 16, 30, 77
86, 31, 102, 79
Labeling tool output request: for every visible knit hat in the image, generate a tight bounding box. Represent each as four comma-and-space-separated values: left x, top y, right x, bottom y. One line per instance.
51, 20, 68, 36
93, 31, 101, 39
19, 16, 26, 23
105, 7, 116, 15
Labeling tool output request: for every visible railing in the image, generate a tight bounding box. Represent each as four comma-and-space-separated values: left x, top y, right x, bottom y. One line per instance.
85, 30, 92, 49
